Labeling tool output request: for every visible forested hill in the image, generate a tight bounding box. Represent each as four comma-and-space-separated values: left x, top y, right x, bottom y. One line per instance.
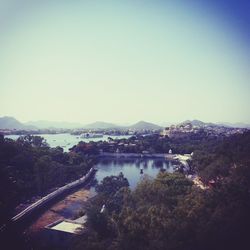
0, 134, 95, 225
189, 130, 250, 184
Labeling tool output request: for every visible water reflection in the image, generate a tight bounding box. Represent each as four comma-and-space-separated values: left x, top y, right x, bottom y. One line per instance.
94, 158, 175, 189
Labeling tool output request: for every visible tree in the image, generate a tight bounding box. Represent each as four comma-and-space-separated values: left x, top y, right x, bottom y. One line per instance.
17, 135, 48, 148
34, 155, 52, 194
96, 173, 129, 196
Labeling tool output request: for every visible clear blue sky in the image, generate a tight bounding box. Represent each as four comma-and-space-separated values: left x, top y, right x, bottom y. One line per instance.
0, 0, 249, 124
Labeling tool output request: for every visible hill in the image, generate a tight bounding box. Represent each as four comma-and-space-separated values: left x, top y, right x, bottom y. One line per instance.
180, 119, 216, 127
216, 122, 250, 128
26, 120, 83, 129
128, 121, 162, 130
83, 121, 120, 129
180, 120, 250, 129
0, 116, 36, 130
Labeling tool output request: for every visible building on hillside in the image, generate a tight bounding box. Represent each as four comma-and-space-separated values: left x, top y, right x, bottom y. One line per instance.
162, 127, 170, 137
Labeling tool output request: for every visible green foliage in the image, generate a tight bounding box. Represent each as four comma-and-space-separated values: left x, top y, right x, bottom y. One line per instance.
17, 135, 48, 148
74, 131, 250, 250
96, 173, 129, 196
0, 135, 95, 225
191, 131, 250, 183
85, 173, 129, 241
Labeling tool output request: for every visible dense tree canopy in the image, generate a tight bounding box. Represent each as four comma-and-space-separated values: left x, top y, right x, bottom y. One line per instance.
74, 131, 250, 250
1, 131, 250, 250
0, 135, 95, 225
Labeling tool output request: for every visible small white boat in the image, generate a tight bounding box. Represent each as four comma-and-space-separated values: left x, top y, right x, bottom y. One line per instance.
80, 133, 103, 139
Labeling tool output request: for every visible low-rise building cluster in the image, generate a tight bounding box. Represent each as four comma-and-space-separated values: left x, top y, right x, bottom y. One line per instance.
162, 122, 247, 138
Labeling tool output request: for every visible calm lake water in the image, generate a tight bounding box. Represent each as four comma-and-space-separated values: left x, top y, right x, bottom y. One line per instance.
28, 157, 175, 232
57, 158, 175, 215
5, 133, 131, 151
93, 158, 175, 189
7, 133, 176, 232
50, 158, 174, 218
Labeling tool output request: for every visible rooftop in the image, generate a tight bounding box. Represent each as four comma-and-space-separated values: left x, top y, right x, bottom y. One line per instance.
47, 220, 84, 234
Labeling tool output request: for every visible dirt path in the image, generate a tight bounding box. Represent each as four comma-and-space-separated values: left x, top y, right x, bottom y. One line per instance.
26, 188, 93, 234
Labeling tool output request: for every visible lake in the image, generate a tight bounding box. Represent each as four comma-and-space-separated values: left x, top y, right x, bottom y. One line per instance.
27, 157, 174, 235
94, 158, 175, 189
5, 133, 131, 151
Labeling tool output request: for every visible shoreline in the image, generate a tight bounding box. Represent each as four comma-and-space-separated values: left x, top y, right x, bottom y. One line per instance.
12, 153, 191, 224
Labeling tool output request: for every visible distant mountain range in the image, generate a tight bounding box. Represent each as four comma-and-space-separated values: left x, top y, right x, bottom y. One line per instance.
0, 116, 36, 130
83, 121, 119, 129
0, 116, 249, 130
25, 120, 83, 129
180, 119, 216, 127
0, 117, 163, 130
128, 121, 162, 130
180, 119, 250, 128
216, 122, 250, 128
83, 120, 162, 130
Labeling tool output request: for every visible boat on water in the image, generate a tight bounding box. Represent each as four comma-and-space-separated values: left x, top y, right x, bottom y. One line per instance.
80, 133, 103, 139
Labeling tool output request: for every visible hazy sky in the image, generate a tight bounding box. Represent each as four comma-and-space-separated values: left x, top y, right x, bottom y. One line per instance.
0, 0, 249, 124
